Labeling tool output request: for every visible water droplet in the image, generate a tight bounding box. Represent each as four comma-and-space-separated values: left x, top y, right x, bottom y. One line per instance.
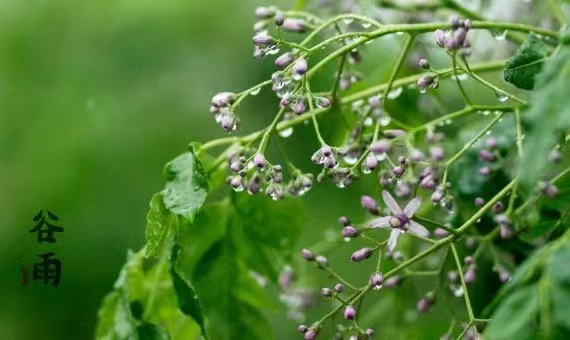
387, 87, 403, 99
375, 153, 387, 162
482, 110, 491, 116
266, 45, 280, 55
364, 40, 373, 45
344, 237, 351, 242
445, 119, 452, 125
491, 29, 508, 41
361, 22, 371, 28
343, 18, 354, 24
476, 218, 481, 223
291, 73, 303, 81
458, 74, 468, 81
419, 88, 427, 94
450, 284, 464, 297
250, 87, 261, 96
379, 115, 391, 126
395, 31, 404, 36
495, 92, 509, 102
485, 130, 491, 135
363, 117, 373, 126
344, 154, 358, 165
279, 127, 293, 138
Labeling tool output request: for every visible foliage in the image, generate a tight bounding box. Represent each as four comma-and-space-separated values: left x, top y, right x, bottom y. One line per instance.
95, 1, 570, 340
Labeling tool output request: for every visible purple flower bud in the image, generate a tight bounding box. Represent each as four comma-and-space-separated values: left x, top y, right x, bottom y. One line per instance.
417, 75, 435, 90
449, 14, 461, 28
464, 19, 472, 30
298, 325, 308, 333
351, 247, 373, 262
315, 96, 331, 108
334, 283, 344, 293
339, 216, 350, 226
365, 154, 378, 171
221, 114, 237, 132
255, 6, 276, 19
417, 297, 432, 313
418, 58, 430, 69
344, 305, 357, 320
433, 29, 446, 47
392, 165, 405, 177
230, 161, 243, 172
293, 100, 306, 115
444, 38, 460, 50
361, 196, 379, 213
479, 166, 490, 176
252, 34, 275, 46
253, 153, 266, 169
230, 175, 243, 189
280, 96, 293, 108
464, 265, 476, 284
500, 223, 513, 239
274, 11, 285, 26
211, 92, 235, 108
321, 145, 332, 157
420, 175, 436, 190
247, 176, 262, 194
549, 150, 562, 163
384, 129, 407, 138
465, 236, 476, 249
282, 18, 307, 33
324, 157, 337, 169
430, 147, 445, 162
368, 95, 382, 109
275, 53, 294, 70
431, 190, 444, 203
293, 58, 308, 77
474, 197, 485, 207
478, 149, 495, 162
492, 201, 504, 214
343, 226, 359, 238
365, 329, 374, 338
321, 287, 333, 297
540, 182, 560, 198
486, 136, 497, 149
304, 329, 318, 340
371, 139, 391, 154
411, 149, 425, 162
464, 256, 474, 265
454, 27, 468, 45
301, 248, 314, 261
378, 276, 399, 290
316, 255, 328, 267
498, 269, 511, 283
434, 228, 450, 239
370, 272, 383, 288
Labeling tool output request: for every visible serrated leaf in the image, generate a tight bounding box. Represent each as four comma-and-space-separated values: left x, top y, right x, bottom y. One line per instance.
486, 231, 570, 339
95, 249, 200, 340
518, 42, 570, 192
504, 33, 546, 90
145, 193, 177, 258
162, 148, 208, 221
170, 244, 207, 339
486, 285, 540, 340
174, 195, 306, 340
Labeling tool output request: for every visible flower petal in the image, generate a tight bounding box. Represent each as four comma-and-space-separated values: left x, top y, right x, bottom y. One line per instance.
382, 190, 403, 215
409, 220, 430, 238
404, 197, 422, 217
369, 216, 391, 229
388, 228, 400, 251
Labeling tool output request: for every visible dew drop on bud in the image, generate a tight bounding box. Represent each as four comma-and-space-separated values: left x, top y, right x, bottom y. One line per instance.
495, 91, 509, 102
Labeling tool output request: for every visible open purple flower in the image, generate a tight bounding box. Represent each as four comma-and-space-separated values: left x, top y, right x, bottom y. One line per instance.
368, 190, 429, 251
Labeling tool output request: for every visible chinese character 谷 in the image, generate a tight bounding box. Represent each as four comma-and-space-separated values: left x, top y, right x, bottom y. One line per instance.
29, 210, 64, 243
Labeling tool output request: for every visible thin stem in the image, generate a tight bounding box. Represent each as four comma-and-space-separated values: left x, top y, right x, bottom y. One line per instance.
305, 80, 326, 145
258, 107, 287, 153
323, 266, 358, 290
451, 53, 472, 106
547, 0, 566, 26
331, 53, 347, 101
451, 243, 475, 322
444, 111, 506, 167
276, 39, 310, 51
515, 108, 523, 157
381, 34, 416, 109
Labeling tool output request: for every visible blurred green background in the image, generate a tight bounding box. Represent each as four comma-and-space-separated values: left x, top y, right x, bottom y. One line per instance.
0, 0, 293, 338
0, 0, 523, 338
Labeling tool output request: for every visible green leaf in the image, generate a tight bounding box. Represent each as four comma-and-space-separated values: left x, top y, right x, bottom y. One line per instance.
504, 33, 546, 90
162, 148, 208, 221
174, 195, 306, 340
517, 40, 570, 191
486, 285, 540, 340
145, 193, 177, 258
170, 244, 207, 338
95, 249, 200, 340
486, 231, 570, 339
